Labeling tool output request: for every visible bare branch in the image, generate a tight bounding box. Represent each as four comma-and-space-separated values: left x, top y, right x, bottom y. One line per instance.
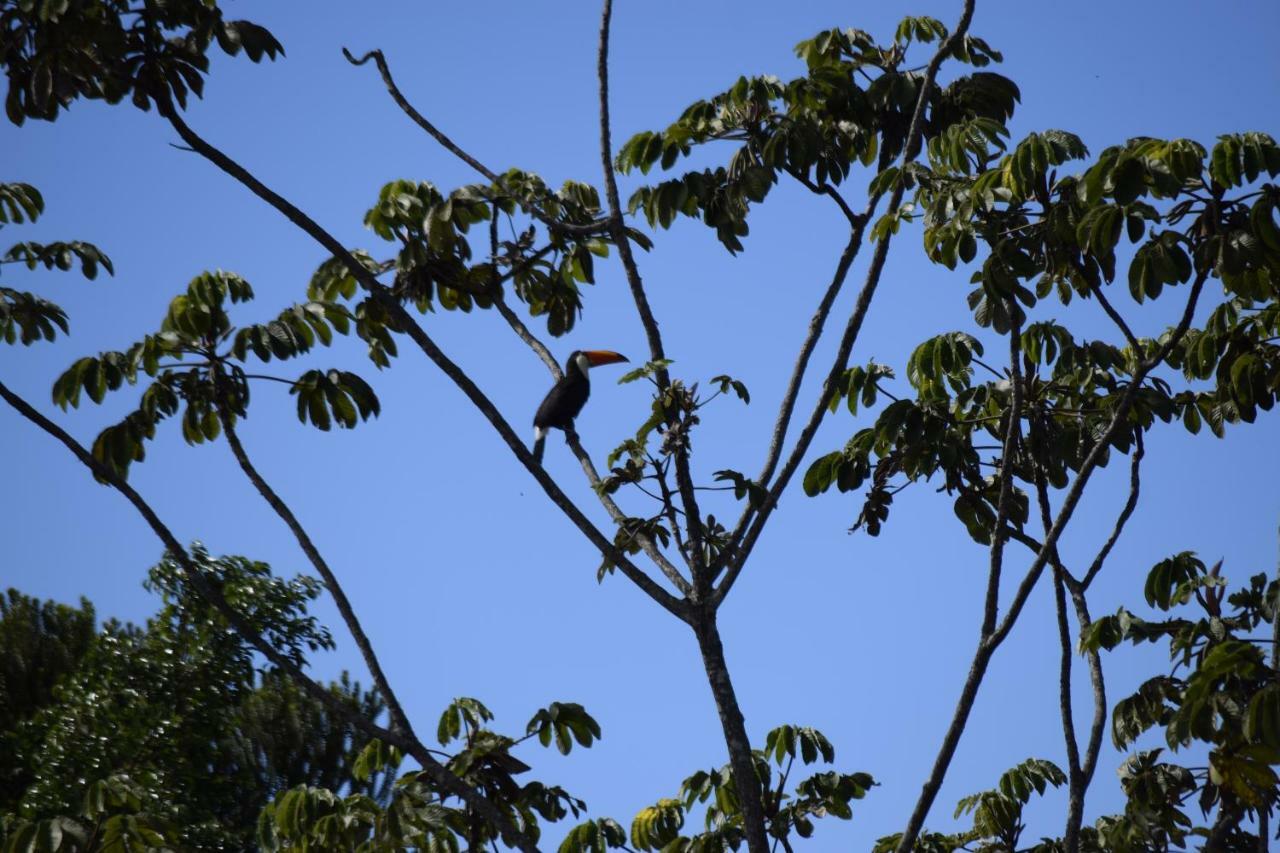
1052, 568, 1084, 831
342, 47, 607, 239
1067, 584, 1108, 822
1080, 430, 1143, 590
981, 301, 1025, 637
1089, 280, 1141, 354
595, 0, 709, 587
218, 403, 417, 740
0, 377, 539, 853
786, 167, 866, 230
1032, 454, 1086, 850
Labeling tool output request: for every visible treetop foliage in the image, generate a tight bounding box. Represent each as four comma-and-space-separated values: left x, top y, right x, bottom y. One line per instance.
2, 0, 1279, 850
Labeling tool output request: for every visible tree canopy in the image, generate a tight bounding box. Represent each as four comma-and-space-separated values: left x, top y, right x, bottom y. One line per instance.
2, 1, 1278, 851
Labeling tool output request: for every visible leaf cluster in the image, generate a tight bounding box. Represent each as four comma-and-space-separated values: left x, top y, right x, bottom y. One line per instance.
616, 18, 1018, 253
47, 267, 377, 480
257, 697, 605, 851
0, 0, 282, 124
558, 723, 873, 853
1077, 554, 1280, 848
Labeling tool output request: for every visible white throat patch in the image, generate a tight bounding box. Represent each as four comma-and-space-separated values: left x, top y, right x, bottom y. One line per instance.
574, 352, 592, 374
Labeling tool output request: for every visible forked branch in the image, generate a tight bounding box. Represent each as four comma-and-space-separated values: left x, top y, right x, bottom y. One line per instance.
716, 0, 975, 606
896, 270, 1209, 851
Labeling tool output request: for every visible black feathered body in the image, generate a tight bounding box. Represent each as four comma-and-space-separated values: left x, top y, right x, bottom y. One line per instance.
534, 360, 590, 432
532, 353, 592, 462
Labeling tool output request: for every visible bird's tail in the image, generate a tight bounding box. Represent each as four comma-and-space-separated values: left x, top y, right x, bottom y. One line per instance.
532, 428, 546, 463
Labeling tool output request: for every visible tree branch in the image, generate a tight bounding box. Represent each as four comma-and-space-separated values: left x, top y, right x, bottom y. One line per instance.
1088, 280, 1140, 354
595, 0, 709, 587
342, 47, 608, 239
1032, 453, 1087, 851
714, 191, 881, 593
216, 402, 415, 739
786, 167, 865, 230
0, 377, 539, 853
981, 301, 1024, 637
897, 269, 1208, 851
1079, 430, 1142, 590
1051, 566, 1084, 849
717, 1, 969, 608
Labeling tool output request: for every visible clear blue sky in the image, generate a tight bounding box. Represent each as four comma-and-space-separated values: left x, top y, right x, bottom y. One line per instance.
4, 0, 1279, 846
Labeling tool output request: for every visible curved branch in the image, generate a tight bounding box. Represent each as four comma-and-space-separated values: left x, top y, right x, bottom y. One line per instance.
0, 378, 539, 853
343, 47, 607, 239
218, 405, 415, 739
1032, 455, 1088, 851
1079, 431, 1142, 590
1089, 280, 1140, 354
786, 167, 865, 230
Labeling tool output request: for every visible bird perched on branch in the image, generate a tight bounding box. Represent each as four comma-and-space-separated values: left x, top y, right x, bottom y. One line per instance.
532, 350, 629, 462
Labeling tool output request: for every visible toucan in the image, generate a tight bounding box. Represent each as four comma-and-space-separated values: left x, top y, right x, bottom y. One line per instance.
532, 350, 629, 462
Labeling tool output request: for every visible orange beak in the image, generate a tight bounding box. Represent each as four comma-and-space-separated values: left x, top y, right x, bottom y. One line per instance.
583, 350, 629, 366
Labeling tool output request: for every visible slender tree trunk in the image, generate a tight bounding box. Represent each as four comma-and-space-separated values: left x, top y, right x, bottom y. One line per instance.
1053, 568, 1084, 853
691, 610, 769, 853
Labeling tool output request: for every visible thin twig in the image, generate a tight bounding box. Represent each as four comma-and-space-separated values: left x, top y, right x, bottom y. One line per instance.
1089, 281, 1141, 354
1079, 431, 1143, 590
786, 167, 865, 229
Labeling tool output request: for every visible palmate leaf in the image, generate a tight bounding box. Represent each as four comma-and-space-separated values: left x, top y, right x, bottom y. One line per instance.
630, 799, 684, 851
231, 302, 352, 363
763, 724, 835, 766
558, 818, 628, 853
952, 758, 1064, 842
0, 182, 43, 223
1, 287, 69, 345
1143, 552, 1206, 611
437, 697, 495, 746
290, 369, 380, 431
526, 702, 602, 755
1112, 676, 1180, 749
3, 240, 114, 279
351, 738, 403, 783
